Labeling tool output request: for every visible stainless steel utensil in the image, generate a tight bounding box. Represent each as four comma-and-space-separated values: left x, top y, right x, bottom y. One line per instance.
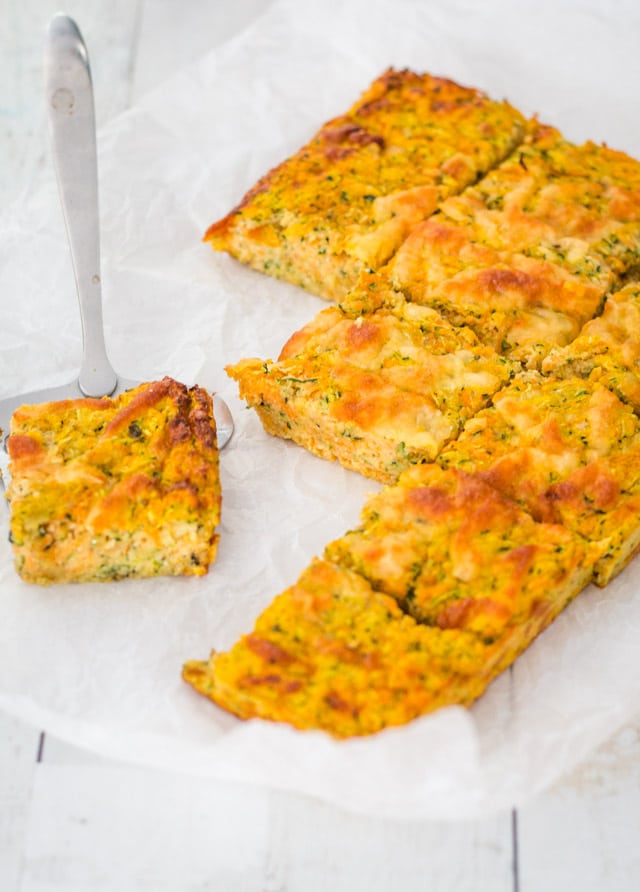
0, 14, 233, 477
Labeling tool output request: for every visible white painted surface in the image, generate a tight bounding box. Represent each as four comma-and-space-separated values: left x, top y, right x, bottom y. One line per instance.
2, 1, 640, 888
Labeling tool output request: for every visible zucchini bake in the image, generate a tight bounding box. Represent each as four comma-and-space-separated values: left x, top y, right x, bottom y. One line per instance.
6, 377, 221, 584
194, 68, 640, 736
184, 467, 596, 736
206, 69, 527, 299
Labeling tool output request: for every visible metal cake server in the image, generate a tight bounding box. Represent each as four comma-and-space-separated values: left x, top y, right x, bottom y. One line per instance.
0, 14, 233, 476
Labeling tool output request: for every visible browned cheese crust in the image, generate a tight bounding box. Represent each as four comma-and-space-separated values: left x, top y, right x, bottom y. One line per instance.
7, 377, 221, 584
187, 70, 640, 738
205, 68, 527, 300
385, 123, 640, 365
227, 287, 515, 482
437, 373, 640, 585
184, 468, 594, 737
542, 282, 640, 411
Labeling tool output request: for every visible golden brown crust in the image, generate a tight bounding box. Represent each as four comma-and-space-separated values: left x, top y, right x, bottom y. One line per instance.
437, 374, 640, 585
541, 282, 640, 411
183, 468, 594, 737
205, 68, 527, 300
389, 216, 611, 356
325, 465, 594, 636
381, 121, 640, 364
185, 559, 497, 738
7, 377, 221, 584
227, 293, 515, 482
190, 72, 640, 739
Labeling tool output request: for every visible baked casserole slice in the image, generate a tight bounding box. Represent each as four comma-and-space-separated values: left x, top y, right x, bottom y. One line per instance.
541, 281, 640, 411
227, 286, 515, 483
438, 373, 640, 585
384, 122, 640, 364
205, 68, 527, 301
6, 377, 221, 584
437, 122, 640, 277
385, 215, 612, 366
183, 467, 595, 737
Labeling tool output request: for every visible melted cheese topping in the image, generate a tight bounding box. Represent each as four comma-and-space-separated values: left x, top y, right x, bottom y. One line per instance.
183, 469, 593, 737
380, 122, 640, 364
326, 465, 592, 638
184, 558, 500, 738
7, 378, 221, 584
227, 296, 514, 482
437, 374, 640, 584
205, 68, 527, 300
190, 73, 640, 738
542, 282, 640, 411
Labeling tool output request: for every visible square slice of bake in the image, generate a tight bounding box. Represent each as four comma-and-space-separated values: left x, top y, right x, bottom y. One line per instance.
205, 68, 527, 301
541, 282, 640, 411
183, 468, 594, 737
184, 558, 495, 737
385, 215, 611, 365
382, 121, 640, 364
6, 377, 221, 584
437, 373, 640, 585
226, 290, 515, 483
325, 464, 596, 639
438, 122, 640, 276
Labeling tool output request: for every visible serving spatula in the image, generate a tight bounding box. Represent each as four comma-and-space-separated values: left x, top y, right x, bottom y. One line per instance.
0, 14, 233, 478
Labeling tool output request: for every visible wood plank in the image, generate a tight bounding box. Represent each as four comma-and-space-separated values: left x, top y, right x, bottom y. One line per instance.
263, 789, 515, 892
0, 711, 41, 892
19, 765, 271, 892
17, 761, 515, 892
32, 732, 109, 767
518, 716, 640, 891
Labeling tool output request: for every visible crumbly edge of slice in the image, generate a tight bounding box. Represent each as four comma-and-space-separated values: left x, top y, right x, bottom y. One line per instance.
204, 69, 528, 302
227, 356, 433, 483
7, 377, 221, 585
227, 295, 515, 483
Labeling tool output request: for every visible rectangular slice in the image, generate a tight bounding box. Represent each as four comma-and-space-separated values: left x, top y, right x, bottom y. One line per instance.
385, 215, 611, 365
381, 122, 640, 364
183, 467, 595, 738
541, 281, 640, 411
437, 373, 640, 585
438, 123, 640, 277
205, 68, 527, 301
325, 464, 596, 639
227, 289, 515, 482
6, 377, 221, 584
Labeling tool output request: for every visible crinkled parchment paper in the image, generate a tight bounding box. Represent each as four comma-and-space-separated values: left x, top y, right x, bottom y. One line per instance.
1, 0, 640, 820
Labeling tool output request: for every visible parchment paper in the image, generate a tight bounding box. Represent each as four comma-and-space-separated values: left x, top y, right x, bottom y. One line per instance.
1, 0, 640, 820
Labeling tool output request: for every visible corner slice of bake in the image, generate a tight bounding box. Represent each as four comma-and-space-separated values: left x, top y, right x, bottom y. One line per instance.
541, 282, 640, 411
226, 287, 515, 483
439, 122, 640, 277
183, 467, 595, 738
437, 373, 640, 585
385, 215, 611, 365
184, 558, 496, 737
205, 68, 527, 301
6, 377, 221, 584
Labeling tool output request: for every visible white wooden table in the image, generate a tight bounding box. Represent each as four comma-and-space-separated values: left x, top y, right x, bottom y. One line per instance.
1, 2, 639, 888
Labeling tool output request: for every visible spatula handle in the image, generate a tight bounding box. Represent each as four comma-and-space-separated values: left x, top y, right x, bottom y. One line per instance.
45, 15, 117, 398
